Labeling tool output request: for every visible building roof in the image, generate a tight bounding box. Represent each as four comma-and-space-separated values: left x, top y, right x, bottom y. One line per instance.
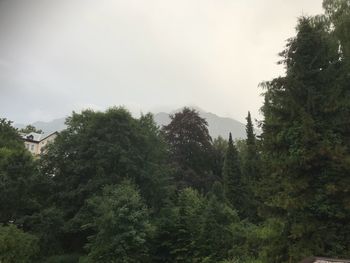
20, 131, 58, 142
300, 257, 350, 263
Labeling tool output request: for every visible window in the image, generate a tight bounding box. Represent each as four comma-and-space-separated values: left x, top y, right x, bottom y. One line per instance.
31, 144, 34, 151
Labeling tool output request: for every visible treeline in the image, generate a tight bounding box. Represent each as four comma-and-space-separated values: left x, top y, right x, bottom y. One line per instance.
1, 1, 350, 262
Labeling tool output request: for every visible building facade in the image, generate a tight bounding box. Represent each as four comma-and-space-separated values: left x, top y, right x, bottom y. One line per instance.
21, 131, 58, 155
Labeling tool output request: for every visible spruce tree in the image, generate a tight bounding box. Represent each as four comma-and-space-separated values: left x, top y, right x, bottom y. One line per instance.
242, 112, 260, 221
246, 112, 256, 154
223, 133, 243, 213
259, 17, 350, 262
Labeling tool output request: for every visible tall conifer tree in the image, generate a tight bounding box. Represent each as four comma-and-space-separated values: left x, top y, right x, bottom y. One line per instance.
246, 112, 256, 155
242, 112, 260, 221
223, 133, 243, 213
259, 17, 350, 262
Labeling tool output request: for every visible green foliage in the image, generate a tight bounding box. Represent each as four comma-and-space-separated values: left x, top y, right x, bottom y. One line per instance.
44, 253, 81, 263
241, 112, 261, 221
163, 107, 215, 192
199, 182, 240, 262
323, 0, 350, 58
19, 124, 43, 134
39, 107, 171, 253
212, 136, 228, 180
223, 133, 244, 213
137, 112, 174, 211
42, 107, 169, 209
254, 218, 288, 263
0, 148, 39, 223
84, 181, 154, 263
171, 188, 205, 262
23, 207, 65, 257
0, 224, 39, 263
259, 16, 350, 262
151, 201, 179, 262
0, 119, 40, 225
0, 118, 23, 150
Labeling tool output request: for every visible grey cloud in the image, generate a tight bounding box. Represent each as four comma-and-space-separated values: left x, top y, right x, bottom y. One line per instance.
0, 0, 323, 124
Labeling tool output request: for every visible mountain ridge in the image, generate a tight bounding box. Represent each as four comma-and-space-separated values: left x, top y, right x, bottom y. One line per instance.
14, 108, 247, 139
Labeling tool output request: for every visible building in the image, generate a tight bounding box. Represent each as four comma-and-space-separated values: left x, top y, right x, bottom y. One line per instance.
21, 131, 58, 155
299, 257, 350, 263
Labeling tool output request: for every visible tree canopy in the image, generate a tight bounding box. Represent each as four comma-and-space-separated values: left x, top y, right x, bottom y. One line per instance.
163, 107, 215, 192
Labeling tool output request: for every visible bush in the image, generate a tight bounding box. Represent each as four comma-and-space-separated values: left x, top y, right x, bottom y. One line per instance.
0, 224, 39, 263
43, 253, 81, 263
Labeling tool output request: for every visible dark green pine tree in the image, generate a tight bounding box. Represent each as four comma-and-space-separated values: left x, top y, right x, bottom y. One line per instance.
323, 0, 350, 164
245, 112, 257, 158
223, 133, 243, 214
242, 112, 260, 221
258, 16, 350, 262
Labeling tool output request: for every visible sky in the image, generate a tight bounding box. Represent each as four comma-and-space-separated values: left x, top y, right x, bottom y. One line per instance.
0, 0, 324, 124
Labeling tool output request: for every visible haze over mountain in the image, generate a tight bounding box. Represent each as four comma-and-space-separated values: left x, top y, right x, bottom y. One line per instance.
154, 107, 247, 139
14, 107, 247, 139
15, 118, 67, 135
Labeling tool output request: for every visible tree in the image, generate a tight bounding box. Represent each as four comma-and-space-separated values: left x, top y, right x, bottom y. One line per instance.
83, 181, 154, 263
245, 112, 257, 159
151, 200, 179, 263
223, 133, 244, 213
199, 182, 241, 262
241, 112, 260, 221
138, 113, 174, 212
23, 207, 65, 258
212, 136, 228, 181
0, 118, 23, 150
323, 0, 350, 174
0, 119, 40, 225
0, 148, 39, 224
0, 224, 39, 263
0, 119, 54, 261
323, 0, 350, 59
19, 125, 42, 134
163, 107, 215, 192
259, 17, 350, 262
39, 107, 171, 255
171, 188, 205, 262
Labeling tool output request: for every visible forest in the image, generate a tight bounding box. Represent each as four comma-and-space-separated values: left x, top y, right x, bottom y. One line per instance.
0, 1, 350, 262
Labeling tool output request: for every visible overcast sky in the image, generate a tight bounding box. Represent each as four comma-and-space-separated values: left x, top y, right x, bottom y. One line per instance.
0, 0, 324, 124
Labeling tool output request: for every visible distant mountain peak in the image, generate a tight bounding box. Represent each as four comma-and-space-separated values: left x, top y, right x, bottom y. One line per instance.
14, 108, 247, 140
154, 108, 246, 140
